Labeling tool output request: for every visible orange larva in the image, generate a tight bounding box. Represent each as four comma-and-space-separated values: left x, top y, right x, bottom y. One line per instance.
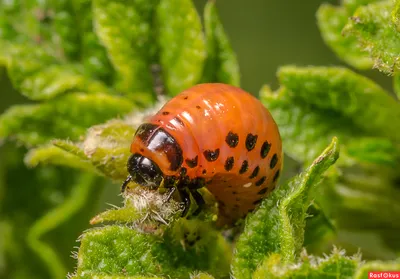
122, 83, 283, 227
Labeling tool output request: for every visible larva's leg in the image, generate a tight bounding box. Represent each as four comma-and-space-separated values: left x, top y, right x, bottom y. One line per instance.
121, 175, 132, 193
164, 187, 176, 202
179, 189, 191, 217
190, 190, 205, 216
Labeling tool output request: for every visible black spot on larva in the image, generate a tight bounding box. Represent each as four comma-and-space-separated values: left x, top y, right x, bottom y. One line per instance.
203, 149, 220, 162
273, 170, 280, 182
249, 166, 260, 179
173, 117, 185, 127
233, 204, 240, 208
219, 201, 226, 207
270, 153, 278, 169
202, 169, 207, 175
224, 156, 234, 171
260, 140, 271, 158
225, 131, 239, 148
228, 185, 232, 188
257, 187, 268, 195
239, 160, 249, 174
162, 111, 169, 115
185, 156, 198, 168
183, 96, 188, 100
245, 134, 258, 151
255, 176, 267, 187
196, 105, 201, 109
140, 148, 144, 152
253, 198, 263, 205
232, 191, 237, 195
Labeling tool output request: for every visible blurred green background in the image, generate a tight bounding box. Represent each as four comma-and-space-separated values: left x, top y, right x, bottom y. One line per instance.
0, 0, 397, 277
1, 0, 392, 113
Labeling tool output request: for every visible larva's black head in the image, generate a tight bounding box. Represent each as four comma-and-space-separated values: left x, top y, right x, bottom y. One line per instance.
126, 153, 163, 189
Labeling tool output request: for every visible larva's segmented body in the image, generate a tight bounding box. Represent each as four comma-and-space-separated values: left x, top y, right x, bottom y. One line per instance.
125, 83, 282, 227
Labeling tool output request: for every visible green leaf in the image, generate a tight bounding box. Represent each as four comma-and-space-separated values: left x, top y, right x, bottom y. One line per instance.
156, 0, 206, 96
319, 165, 400, 237
24, 145, 97, 172
354, 259, 400, 279
277, 66, 400, 142
2, 43, 110, 100
231, 138, 340, 279
316, 4, 373, 70
303, 202, 336, 251
0, 0, 42, 43
18, 64, 110, 100
346, 137, 400, 167
0, 11, 19, 41
342, 0, 385, 13
261, 67, 400, 168
201, 0, 240, 86
93, 0, 159, 97
73, 0, 114, 83
343, 1, 400, 74
2, 43, 56, 89
2, 0, 78, 59
261, 85, 353, 164
89, 187, 182, 228
0, 0, 114, 83
253, 248, 360, 279
75, 222, 231, 278
393, 0, 400, 31
41, 1, 81, 60
0, 93, 134, 146
53, 119, 136, 180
